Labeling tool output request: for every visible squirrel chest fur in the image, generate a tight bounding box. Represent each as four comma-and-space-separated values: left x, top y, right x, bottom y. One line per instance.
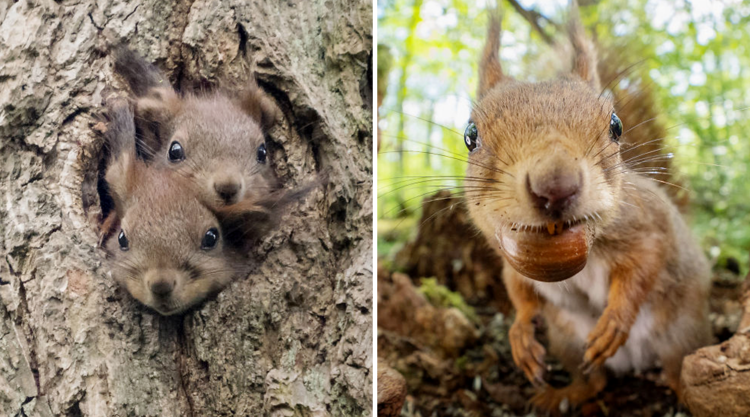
533, 254, 661, 373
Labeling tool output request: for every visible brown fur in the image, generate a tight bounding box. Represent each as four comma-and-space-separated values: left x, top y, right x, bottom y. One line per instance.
466, 7, 711, 413
596, 43, 685, 208
148, 93, 279, 207
236, 79, 281, 130
110, 46, 322, 253
102, 99, 250, 315
477, 9, 505, 99
113, 47, 281, 209
567, 2, 599, 89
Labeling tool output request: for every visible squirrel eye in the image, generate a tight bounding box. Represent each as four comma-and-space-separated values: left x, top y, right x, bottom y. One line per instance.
464, 122, 479, 152
201, 227, 219, 250
118, 229, 129, 251
257, 143, 267, 164
610, 112, 623, 142
168, 141, 185, 162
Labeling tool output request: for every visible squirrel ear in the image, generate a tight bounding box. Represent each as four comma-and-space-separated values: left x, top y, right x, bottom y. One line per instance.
113, 45, 170, 96
477, 10, 506, 99
568, 0, 600, 90
103, 99, 141, 217
113, 46, 182, 155
237, 79, 280, 130
135, 87, 182, 119
134, 87, 182, 155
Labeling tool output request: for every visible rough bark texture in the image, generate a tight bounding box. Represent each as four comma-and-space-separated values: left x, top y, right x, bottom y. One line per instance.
0, 1, 373, 416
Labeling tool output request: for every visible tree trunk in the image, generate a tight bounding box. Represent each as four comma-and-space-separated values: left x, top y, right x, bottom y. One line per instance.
0, 1, 373, 416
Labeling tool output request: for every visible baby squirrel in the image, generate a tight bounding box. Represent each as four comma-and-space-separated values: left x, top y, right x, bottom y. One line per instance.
112, 47, 281, 210
464, 6, 711, 412
102, 99, 252, 315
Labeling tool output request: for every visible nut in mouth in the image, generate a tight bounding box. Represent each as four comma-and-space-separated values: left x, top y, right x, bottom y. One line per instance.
497, 218, 594, 282
509, 218, 587, 236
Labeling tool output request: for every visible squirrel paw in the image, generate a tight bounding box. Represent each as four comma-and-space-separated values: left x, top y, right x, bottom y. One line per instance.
531, 386, 572, 416
582, 310, 630, 372
509, 320, 547, 386
531, 372, 607, 416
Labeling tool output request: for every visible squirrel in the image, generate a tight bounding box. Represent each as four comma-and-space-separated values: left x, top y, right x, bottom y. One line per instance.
101, 98, 289, 315
111, 46, 281, 210
463, 5, 712, 412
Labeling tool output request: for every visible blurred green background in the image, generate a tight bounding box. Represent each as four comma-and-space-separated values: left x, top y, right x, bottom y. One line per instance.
377, 0, 750, 274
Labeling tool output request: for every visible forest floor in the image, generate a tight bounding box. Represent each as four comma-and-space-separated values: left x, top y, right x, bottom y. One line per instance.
377, 194, 744, 417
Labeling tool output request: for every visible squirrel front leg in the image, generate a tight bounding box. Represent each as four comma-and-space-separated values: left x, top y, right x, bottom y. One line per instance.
582, 243, 663, 371
504, 268, 547, 386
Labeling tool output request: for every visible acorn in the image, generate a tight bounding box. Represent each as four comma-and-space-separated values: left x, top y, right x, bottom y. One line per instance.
497, 222, 592, 282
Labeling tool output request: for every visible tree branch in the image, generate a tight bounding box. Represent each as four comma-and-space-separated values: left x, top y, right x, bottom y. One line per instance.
505, 0, 558, 45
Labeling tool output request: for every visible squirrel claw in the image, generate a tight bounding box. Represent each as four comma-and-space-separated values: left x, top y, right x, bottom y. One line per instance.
583, 310, 630, 368
532, 374, 548, 388
509, 320, 548, 385
579, 359, 599, 375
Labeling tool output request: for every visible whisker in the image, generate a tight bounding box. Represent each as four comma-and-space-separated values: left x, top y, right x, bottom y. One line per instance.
380, 150, 515, 178
380, 107, 464, 137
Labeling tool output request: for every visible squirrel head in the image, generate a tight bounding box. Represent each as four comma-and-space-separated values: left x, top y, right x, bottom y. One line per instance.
113, 47, 281, 210
466, 7, 624, 282
106, 168, 239, 315
137, 82, 280, 209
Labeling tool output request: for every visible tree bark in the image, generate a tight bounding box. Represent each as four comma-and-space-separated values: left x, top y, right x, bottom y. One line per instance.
0, 1, 373, 416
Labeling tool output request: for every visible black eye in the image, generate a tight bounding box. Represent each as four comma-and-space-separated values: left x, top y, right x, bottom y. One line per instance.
257, 143, 267, 164
610, 112, 623, 142
201, 227, 219, 250
118, 229, 129, 251
168, 141, 185, 162
464, 122, 479, 152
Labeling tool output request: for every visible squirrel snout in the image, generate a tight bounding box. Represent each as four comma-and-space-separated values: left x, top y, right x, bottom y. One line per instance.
146, 269, 179, 298
213, 173, 244, 204
526, 167, 582, 218
150, 279, 175, 297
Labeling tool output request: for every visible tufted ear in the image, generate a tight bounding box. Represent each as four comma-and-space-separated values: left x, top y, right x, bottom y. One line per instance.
103, 99, 143, 219
568, 0, 600, 89
113, 46, 182, 157
113, 45, 170, 96
237, 79, 281, 130
477, 10, 507, 99
133, 86, 183, 156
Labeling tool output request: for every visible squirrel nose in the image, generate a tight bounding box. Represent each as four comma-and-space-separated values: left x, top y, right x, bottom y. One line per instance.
213, 171, 243, 203
150, 280, 174, 297
526, 170, 582, 218
214, 181, 241, 202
